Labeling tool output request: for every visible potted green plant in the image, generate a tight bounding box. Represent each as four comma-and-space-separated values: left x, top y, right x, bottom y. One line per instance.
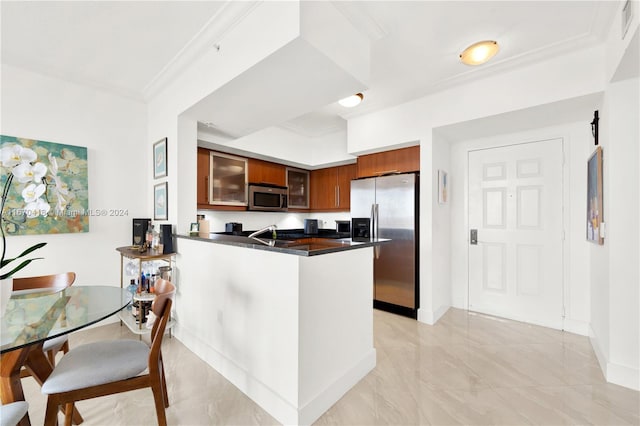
1, 143, 56, 315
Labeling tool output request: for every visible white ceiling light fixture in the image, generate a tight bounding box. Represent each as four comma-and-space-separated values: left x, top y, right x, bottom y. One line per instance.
338, 93, 364, 107
459, 40, 499, 65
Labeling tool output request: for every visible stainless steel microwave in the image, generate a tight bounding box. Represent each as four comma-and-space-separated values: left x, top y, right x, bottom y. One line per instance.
248, 183, 288, 212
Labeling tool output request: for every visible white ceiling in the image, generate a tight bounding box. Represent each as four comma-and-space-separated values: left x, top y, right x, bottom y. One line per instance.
0, 1, 226, 100
1, 1, 618, 137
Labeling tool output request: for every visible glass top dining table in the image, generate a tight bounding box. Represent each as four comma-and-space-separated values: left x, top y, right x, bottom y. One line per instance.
1, 286, 131, 354
1, 286, 130, 425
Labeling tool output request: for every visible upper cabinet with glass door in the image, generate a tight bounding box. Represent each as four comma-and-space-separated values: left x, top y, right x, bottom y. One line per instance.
287, 168, 309, 209
209, 152, 248, 206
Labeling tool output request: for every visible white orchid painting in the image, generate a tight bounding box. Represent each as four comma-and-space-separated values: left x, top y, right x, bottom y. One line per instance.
0, 135, 89, 235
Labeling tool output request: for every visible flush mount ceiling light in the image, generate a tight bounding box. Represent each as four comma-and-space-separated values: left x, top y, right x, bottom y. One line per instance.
459, 40, 499, 66
338, 93, 364, 107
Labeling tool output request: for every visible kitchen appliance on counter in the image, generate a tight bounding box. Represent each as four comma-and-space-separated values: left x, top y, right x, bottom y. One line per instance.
248, 183, 288, 212
303, 219, 318, 234
335, 220, 351, 234
132, 218, 151, 246
351, 218, 370, 241
351, 172, 419, 319
225, 222, 243, 233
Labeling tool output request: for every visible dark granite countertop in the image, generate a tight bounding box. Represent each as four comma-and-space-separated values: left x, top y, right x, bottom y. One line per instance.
217, 228, 352, 239
176, 230, 387, 257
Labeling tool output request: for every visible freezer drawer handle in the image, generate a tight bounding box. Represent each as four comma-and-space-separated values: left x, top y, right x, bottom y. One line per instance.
470, 229, 478, 245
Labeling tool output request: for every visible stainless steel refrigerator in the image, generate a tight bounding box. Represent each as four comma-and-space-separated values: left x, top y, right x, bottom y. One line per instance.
351, 173, 419, 318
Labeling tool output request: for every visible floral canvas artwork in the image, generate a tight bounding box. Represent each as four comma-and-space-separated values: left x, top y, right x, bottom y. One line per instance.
0, 135, 89, 235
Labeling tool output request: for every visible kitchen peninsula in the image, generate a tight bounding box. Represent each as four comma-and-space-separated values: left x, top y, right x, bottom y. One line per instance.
173, 232, 384, 425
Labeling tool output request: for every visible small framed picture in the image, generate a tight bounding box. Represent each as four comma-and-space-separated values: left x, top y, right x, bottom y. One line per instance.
438, 170, 448, 204
154, 182, 168, 221
153, 137, 167, 179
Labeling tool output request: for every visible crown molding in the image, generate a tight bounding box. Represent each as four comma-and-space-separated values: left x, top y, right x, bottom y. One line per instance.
142, 1, 260, 101
331, 1, 388, 42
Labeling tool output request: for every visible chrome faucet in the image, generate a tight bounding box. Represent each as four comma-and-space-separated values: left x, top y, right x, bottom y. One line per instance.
248, 224, 277, 239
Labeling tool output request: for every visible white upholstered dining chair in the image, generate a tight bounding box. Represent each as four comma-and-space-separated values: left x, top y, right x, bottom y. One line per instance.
0, 401, 29, 426
41, 279, 175, 426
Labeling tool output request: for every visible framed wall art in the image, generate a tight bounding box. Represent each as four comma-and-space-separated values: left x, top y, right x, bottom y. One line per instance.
0, 134, 90, 235
154, 182, 168, 221
153, 137, 167, 179
586, 146, 604, 244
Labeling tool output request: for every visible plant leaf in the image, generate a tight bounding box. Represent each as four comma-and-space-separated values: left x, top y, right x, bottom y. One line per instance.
0, 257, 44, 280
1, 242, 47, 268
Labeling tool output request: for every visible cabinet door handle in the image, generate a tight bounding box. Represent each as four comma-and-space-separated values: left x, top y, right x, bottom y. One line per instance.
337, 185, 340, 207
335, 186, 338, 207
205, 176, 209, 202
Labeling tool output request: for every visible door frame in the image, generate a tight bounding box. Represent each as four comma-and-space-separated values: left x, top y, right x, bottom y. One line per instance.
464, 137, 567, 330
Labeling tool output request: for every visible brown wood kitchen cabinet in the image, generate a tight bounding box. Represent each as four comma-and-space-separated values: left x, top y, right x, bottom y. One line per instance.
356, 145, 420, 178
197, 147, 210, 209
287, 167, 310, 209
248, 158, 286, 187
310, 164, 356, 211
209, 152, 248, 206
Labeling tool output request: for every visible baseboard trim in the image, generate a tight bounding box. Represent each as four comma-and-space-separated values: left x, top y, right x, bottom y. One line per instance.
607, 361, 640, 391
417, 304, 450, 325
562, 318, 589, 336
589, 325, 640, 391
175, 324, 377, 425
175, 325, 299, 424
589, 324, 608, 378
299, 349, 376, 425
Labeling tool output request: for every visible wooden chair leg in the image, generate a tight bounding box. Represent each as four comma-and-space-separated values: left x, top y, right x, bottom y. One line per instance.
61, 341, 70, 354
64, 403, 74, 426
151, 381, 168, 426
44, 396, 60, 426
47, 350, 56, 366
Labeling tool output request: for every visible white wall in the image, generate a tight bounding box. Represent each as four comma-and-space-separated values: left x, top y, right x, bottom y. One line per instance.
590, 76, 640, 390
196, 210, 351, 234
348, 45, 605, 155
588, 7, 640, 390
1, 64, 146, 286
448, 121, 593, 334
417, 136, 451, 324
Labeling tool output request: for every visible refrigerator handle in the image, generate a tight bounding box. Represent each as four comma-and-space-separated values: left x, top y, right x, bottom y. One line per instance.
375, 204, 380, 239
370, 204, 376, 239
372, 203, 380, 259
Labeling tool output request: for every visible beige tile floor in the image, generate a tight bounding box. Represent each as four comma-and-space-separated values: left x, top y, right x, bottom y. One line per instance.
20, 308, 639, 425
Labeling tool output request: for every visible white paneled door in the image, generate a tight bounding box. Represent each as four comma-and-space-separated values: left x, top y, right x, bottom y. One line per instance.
468, 139, 564, 329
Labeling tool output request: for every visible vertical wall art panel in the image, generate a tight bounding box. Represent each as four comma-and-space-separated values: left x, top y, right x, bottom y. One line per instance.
586, 146, 604, 244
0, 135, 89, 235
438, 169, 448, 204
